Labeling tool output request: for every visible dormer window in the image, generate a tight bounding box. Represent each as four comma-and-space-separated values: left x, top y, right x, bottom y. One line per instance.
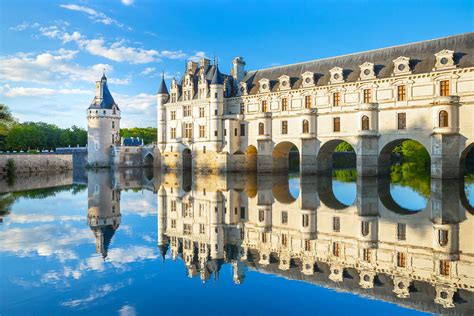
259, 78, 270, 93
359, 62, 375, 80
392, 56, 411, 76
434, 50, 455, 70
329, 67, 344, 84
301, 71, 315, 87
238, 82, 248, 96
278, 75, 290, 91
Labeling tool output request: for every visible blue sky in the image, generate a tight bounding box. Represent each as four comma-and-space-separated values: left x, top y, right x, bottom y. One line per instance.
0, 0, 472, 128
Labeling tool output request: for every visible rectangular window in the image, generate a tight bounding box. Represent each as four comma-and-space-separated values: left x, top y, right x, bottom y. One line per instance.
199, 224, 205, 235
199, 107, 205, 117
281, 211, 288, 225
282, 98, 288, 111
281, 234, 288, 247
397, 252, 406, 268
333, 92, 341, 106
333, 242, 340, 257
302, 214, 309, 228
305, 95, 312, 108
397, 223, 406, 240
183, 105, 191, 117
440, 80, 450, 96
171, 200, 177, 212
112, 121, 115, 129
240, 124, 245, 136
333, 216, 340, 232
199, 125, 205, 138
183, 224, 192, 235
170, 127, 176, 139
281, 120, 288, 134
171, 93, 176, 103
440, 260, 450, 276
397, 113, 406, 130
170, 111, 176, 120
261, 100, 267, 112
261, 233, 267, 243
363, 89, 371, 103
240, 207, 246, 219
333, 117, 341, 132
171, 219, 176, 229
397, 85, 406, 101
305, 239, 311, 251
259, 210, 265, 222
363, 248, 371, 262
184, 123, 193, 138
240, 103, 245, 114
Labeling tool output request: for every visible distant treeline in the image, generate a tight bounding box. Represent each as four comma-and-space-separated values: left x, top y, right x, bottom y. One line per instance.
120, 127, 157, 145
1, 104, 158, 151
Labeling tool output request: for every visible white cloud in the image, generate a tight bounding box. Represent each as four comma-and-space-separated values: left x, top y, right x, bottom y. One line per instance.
0, 49, 128, 85
79, 38, 159, 64
121, 0, 134, 5
140, 67, 155, 76
188, 51, 208, 62
159, 50, 186, 60
7, 213, 85, 223
60, 4, 127, 29
1, 85, 90, 98
9, 22, 40, 31
62, 279, 133, 308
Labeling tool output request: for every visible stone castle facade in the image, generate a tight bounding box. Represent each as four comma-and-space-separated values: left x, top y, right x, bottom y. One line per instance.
156, 33, 474, 178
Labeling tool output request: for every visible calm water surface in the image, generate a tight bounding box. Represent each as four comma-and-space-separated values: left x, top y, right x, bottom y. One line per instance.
0, 169, 473, 315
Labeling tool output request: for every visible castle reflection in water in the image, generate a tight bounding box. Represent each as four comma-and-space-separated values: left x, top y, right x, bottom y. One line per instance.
84, 168, 473, 314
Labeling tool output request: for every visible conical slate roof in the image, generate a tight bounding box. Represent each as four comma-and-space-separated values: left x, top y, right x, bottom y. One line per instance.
210, 65, 224, 85
157, 75, 169, 95
88, 74, 119, 110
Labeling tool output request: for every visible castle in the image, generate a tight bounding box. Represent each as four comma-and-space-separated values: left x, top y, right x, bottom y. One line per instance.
86, 33, 474, 178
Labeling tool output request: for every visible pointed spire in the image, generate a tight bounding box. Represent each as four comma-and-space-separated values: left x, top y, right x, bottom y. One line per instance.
157, 71, 169, 95
101, 68, 107, 81
211, 62, 224, 85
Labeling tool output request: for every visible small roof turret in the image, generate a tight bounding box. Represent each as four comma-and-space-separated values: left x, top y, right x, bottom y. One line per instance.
210, 64, 224, 85
157, 72, 169, 95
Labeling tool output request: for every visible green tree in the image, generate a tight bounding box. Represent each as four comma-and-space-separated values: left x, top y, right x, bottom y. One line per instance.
334, 141, 354, 152
120, 127, 157, 145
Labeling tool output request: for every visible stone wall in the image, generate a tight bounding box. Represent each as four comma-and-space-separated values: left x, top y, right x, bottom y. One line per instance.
0, 171, 73, 193
56, 147, 88, 168
0, 154, 73, 175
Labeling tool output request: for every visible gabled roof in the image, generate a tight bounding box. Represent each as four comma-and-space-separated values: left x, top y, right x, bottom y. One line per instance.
241, 32, 474, 94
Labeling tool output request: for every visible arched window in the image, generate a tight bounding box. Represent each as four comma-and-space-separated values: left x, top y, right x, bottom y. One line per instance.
302, 119, 309, 133
361, 221, 370, 236
438, 229, 449, 246
361, 115, 370, 131
258, 122, 265, 135
439, 110, 448, 127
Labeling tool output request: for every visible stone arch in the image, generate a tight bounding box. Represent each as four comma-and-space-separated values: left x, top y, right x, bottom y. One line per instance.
182, 148, 192, 171
272, 141, 300, 172
378, 177, 428, 215
460, 143, 474, 175
317, 175, 355, 209
245, 145, 258, 171
317, 139, 356, 175
143, 153, 154, 167
377, 138, 431, 176
272, 173, 299, 204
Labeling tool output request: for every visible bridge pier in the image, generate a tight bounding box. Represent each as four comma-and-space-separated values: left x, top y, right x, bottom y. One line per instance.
431, 134, 461, 179
257, 139, 273, 173
356, 135, 379, 177
300, 139, 318, 174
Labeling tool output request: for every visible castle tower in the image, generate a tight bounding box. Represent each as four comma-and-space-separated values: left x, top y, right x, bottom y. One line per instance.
157, 73, 169, 152
87, 170, 121, 259
209, 63, 224, 152
87, 73, 121, 167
